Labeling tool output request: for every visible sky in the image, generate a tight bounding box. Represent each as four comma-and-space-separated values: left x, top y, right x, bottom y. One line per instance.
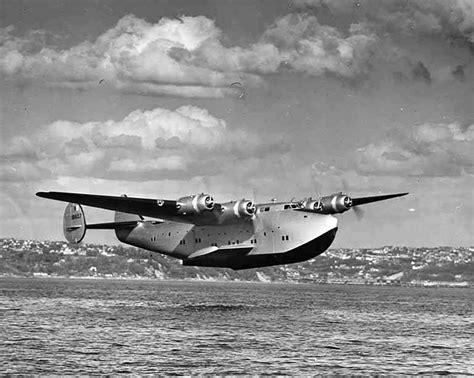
0, 0, 473, 247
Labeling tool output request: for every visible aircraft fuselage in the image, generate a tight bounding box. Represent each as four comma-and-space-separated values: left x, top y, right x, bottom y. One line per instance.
115, 203, 338, 269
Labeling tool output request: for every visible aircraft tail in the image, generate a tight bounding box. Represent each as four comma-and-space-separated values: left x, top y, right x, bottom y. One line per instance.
63, 203, 86, 244
62, 200, 140, 244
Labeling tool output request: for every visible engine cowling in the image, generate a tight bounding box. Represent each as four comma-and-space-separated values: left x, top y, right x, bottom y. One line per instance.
233, 199, 256, 218
219, 199, 256, 220
300, 199, 322, 212
176, 193, 214, 215
318, 193, 352, 214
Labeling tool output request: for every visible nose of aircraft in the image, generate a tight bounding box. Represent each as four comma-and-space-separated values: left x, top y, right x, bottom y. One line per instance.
321, 214, 338, 235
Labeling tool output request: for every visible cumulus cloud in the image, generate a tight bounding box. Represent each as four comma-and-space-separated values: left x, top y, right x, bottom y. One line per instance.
0, 16, 254, 97
191, 13, 378, 78
355, 122, 474, 177
0, 105, 289, 182
0, 13, 378, 96
294, 0, 474, 44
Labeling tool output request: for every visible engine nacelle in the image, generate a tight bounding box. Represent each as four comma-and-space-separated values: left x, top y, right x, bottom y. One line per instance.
176, 193, 214, 215
318, 193, 352, 214
219, 199, 256, 220
233, 199, 256, 218
300, 199, 322, 212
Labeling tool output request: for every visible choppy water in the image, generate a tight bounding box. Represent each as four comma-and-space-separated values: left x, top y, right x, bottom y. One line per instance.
1, 277, 473, 375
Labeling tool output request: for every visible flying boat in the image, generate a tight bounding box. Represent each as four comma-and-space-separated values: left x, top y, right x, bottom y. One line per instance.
36, 190, 408, 269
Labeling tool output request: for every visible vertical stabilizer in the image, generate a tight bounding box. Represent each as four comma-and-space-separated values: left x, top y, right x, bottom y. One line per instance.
63, 203, 86, 244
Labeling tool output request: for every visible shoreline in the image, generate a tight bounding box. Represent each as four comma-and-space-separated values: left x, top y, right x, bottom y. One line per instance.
0, 274, 470, 288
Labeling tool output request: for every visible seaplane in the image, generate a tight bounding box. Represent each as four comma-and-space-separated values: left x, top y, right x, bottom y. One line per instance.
36, 190, 408, 269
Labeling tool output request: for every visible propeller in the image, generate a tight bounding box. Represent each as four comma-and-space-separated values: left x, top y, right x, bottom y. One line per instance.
299, 177, 408, 216
252, 187, 258, 205
341, 179, 364, 220
352, 205, 364, 220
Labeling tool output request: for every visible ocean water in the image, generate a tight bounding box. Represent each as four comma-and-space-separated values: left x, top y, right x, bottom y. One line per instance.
1, 277, 473, 375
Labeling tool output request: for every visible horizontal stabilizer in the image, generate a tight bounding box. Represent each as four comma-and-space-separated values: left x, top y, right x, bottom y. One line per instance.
86, 221, 139, 230
65, 225, 82, 232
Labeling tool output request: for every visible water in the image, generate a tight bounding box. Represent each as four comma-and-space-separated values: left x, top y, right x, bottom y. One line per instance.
1, 277, 473, 375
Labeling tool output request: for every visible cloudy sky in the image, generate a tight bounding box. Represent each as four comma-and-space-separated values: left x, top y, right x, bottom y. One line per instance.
1, 0, 472, 247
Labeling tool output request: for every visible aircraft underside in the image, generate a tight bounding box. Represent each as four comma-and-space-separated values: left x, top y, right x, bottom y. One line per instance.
181, 228, 338, 270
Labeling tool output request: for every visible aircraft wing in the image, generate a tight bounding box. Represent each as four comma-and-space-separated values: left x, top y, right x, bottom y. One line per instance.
36, 191, 181, 221
351, 192, 409, 206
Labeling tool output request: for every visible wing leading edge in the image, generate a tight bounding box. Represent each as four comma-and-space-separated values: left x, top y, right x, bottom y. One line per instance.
37, 191, 178, 220
351, 192, 409, 206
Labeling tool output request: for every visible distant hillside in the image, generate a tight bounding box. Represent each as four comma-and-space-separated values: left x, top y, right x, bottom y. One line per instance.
1, 239, 472, 286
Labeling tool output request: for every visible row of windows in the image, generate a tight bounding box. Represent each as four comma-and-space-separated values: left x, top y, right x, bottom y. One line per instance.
151, 229, 253, 240
151, 233, 290, 245
258, 203, 300, 212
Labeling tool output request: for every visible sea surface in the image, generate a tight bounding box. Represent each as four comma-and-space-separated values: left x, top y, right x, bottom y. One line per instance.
1, 277, 473, 375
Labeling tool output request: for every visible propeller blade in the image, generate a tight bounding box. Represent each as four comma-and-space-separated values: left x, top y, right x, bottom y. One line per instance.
312, 178, 321, 199
342, 178, 349, 193
352, 206, 365, 220
252, 188, 258, 204
351, 192, 408, 206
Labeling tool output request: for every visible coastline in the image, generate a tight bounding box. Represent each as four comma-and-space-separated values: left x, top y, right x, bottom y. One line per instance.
0, 273, 470, 288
